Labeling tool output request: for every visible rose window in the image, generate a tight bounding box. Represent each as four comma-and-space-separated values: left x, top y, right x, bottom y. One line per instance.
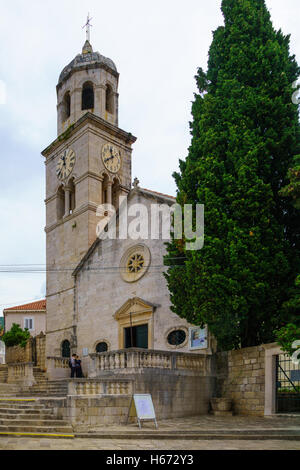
127, 254, 145, 274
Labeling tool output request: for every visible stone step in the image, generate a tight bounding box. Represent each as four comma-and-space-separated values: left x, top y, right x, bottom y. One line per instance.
17, 392, 67, 398
29, 386, 67, 391
31, 383, 67, 387
0, 425, 73, 433
0, 432, 74, 439
0, 401, 48, 410
0, 418, 69, 426
75, 431, 300, 441
0, 409, 56, 416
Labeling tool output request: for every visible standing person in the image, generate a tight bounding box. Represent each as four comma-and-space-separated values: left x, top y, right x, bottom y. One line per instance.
75, 355, 83, 378
69, 354, 77, 378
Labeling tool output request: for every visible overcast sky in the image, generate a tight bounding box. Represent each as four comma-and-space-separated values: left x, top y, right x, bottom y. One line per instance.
0, 0, 299, 316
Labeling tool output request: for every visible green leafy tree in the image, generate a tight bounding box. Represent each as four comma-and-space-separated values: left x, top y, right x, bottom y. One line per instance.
2, 323, 31, 349
279, 155, 300, 210
165, 0, 300, 350
275, 156, 300, 354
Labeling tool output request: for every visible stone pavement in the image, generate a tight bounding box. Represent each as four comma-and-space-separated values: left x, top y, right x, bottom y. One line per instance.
74, 414, 300, 437
0, 437, 300, 450
0, 415, 299, 449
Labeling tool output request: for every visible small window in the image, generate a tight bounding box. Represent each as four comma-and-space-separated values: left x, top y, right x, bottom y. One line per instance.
167, 330, 186, 346
96, 342, 108, 353
82, 82, 94, 110
24, 318, 34, 331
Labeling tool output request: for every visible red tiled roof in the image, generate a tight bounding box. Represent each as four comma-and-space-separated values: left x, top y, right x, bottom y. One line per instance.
4, 299, 46, 312
141, 188, 176, 200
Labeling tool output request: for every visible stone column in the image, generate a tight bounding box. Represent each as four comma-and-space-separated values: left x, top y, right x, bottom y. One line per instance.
113, 92, 119, 127
107, 181, 113, 206
64, 187, 70, 217
99, 178, 103, 206
99, 84, 106, 119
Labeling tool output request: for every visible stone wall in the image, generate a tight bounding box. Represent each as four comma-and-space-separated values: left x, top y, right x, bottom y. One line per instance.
98, 368, 215, 420
63, 396, 132, 430
5, 333, 46, 369
35, 333, 46, 370
215, 345, 266, 416
5, 340, 33, 364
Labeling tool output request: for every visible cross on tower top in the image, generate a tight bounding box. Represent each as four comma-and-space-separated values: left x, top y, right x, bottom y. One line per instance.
83, 13, 93, 42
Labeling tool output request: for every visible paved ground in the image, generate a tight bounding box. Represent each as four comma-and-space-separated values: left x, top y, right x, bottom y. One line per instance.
1, 415, 300, 450
0, 437, 300, 450
75, 414, 300, 434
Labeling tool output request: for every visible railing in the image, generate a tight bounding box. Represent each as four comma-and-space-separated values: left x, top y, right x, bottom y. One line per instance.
67, 378, 133, 396
46, 357, 70, 380
89, 348, 210, 376
47, 357, 70, 369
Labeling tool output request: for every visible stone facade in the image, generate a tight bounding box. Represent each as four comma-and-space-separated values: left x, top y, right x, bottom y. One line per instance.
215, 345, 266, 416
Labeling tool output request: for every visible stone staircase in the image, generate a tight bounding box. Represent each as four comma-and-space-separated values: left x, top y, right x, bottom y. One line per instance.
0, 399, 73, 437
0, 366, 69, 397
16, 368, 69, 398
0, 366, 73, 437
0, 365, 8, 384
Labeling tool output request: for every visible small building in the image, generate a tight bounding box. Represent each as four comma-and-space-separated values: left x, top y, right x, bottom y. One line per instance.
3, 300, 46, 338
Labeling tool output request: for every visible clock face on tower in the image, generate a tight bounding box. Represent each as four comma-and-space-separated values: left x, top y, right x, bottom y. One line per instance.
102, 144, 122, 174
56, 149, 76, 181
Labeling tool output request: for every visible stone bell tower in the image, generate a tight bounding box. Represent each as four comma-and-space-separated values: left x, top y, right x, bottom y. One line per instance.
42, 25, 136, 361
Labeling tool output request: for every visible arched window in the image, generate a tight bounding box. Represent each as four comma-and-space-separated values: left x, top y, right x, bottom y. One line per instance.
61, 340, 71, 358
82, 82, 94, 110
105, 85, 114, 114
62, 91, 71, 121
96, 342, 108, 353
57, 186, 65, 220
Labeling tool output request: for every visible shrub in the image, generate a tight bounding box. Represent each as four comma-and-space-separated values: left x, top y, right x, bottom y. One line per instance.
2, 323, 31, 348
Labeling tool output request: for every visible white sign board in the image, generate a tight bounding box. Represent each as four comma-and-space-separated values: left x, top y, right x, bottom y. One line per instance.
127, 394, 158, 429
189, 326, 208, 350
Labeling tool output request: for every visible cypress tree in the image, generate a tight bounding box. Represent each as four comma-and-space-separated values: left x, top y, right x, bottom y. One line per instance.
165, 0, 300, 350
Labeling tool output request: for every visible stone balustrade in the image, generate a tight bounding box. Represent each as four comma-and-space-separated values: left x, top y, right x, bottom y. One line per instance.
67, 378, 133, 396
7, 362, 36, 387
89, 348, 210, 376
46, 357, 70, 380
48, 357, 70, 369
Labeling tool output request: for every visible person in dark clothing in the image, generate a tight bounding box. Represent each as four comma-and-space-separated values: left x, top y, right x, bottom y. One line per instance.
69, 354, 77, 378
75, 355, 83, 378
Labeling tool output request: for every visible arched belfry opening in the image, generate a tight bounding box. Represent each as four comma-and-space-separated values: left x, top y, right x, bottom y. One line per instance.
62, 91, 71, 121
57, 186, 65, 220
82, 82, 94, 110
105, 85, 114, 114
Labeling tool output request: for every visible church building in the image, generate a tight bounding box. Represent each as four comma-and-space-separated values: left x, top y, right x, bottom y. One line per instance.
42, 34, 211, 377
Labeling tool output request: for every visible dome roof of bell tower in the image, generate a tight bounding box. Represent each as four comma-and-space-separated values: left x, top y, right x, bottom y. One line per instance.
58, 40, 118, 86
